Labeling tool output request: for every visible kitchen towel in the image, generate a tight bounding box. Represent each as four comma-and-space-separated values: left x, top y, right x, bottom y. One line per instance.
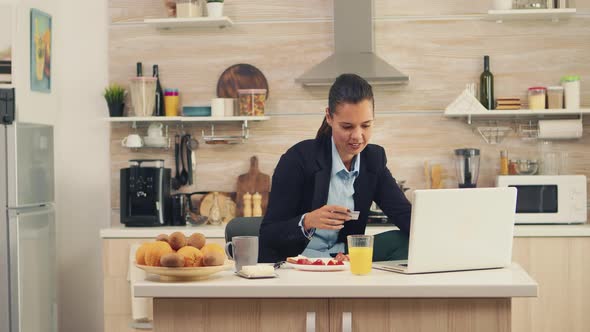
538, 119, 583, 139
128, 244, 151, 321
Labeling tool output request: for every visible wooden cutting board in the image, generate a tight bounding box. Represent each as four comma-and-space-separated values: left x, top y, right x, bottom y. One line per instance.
216, 63, 269, 99
236, 156, 270, 217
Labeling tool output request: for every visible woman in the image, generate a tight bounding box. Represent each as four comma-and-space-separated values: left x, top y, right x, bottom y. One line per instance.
258, 74, 411, 263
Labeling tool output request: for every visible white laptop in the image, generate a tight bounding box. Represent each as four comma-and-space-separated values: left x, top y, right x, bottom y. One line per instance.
373, 187, 517, 274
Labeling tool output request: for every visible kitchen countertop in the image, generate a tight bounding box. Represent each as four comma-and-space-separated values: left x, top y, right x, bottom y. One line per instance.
134, 263, 537, 299
100, 223, 590, 239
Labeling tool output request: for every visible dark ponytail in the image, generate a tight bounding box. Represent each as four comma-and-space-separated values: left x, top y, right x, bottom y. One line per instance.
315, 74, 374, 140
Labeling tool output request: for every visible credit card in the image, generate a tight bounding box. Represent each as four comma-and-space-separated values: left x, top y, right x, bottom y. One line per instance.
349, 211, 360, 220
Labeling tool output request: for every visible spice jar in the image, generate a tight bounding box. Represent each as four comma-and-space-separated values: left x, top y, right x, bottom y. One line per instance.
528, 87, 546, 110
508, 159, 518, 175
500, 150, 509, 175
547, 86, 564, 109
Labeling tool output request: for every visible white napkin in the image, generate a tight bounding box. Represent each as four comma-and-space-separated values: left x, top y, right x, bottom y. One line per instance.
128, 244, 150, 321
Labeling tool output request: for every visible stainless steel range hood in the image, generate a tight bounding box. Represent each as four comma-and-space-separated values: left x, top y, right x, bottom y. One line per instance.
295, 0, 409, 86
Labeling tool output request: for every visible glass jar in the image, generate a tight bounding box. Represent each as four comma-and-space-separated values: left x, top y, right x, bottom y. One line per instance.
238, 89, 267, 116
515, 0, 547, 8
508, 159, 518, 175
546, 86, 564, 109
500, 150, 509, 176
528, 87, 546, 110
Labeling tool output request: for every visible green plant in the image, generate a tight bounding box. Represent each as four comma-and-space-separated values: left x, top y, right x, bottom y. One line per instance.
207, 0, 224, 3
103, 84, 126, 104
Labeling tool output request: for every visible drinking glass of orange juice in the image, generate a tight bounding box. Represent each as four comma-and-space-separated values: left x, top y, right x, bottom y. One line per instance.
347, 235, 374, 275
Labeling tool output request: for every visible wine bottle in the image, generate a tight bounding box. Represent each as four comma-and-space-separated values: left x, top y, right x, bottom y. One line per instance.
136, 62, 143, 77
153, 64, 165, 116
479, 55, 494, 110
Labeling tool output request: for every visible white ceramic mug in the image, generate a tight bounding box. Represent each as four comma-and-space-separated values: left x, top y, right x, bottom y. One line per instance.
225, 236, 258, 272
122, 134, 143, 148
211, 98, 225, 117
147, 122, 164, 137
224, 98, 236, 117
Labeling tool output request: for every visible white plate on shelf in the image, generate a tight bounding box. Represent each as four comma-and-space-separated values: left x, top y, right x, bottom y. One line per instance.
285, 258, 349, 272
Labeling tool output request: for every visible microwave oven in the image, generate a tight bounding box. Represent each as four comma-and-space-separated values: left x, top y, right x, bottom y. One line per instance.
496, 175, 587, 224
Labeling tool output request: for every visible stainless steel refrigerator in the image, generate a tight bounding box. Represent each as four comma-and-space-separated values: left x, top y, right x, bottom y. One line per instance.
1, 106, 57, 330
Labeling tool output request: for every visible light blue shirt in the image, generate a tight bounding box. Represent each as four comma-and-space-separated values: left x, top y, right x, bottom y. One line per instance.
300, 137, 360, 258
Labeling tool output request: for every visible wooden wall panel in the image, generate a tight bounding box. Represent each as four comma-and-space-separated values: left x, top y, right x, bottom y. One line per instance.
110, 0, 590, 23
110, 0, 333, 23
109, 19, 590, 114
109, 0, 590, 225
110, 114, 590, 218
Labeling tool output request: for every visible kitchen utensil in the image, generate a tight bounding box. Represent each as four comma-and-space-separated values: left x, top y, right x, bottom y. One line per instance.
236, 156, 270, 217
171, 194, 187, 226
129, 77, 157, 117
454, 148, 480, 188
187, 135, 199, 185
179, 135, 189, 186
515, 159, 539, 175
171, 135, 182, 190
216, 64, 269, 99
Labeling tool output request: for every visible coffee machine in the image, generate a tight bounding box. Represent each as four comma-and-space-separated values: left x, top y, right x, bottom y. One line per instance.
120, 159, 172, 226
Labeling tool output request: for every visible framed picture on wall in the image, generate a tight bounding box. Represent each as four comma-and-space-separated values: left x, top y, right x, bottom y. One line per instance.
0, 5, 12, 84
30, 9, 51, 93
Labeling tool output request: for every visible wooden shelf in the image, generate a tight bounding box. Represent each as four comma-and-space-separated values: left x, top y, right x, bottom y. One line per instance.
144, 16, 233, 30
486, 8, 577, 22
107, 116, 269, 123
445, 108, 590, 117
445, 108, 590, 125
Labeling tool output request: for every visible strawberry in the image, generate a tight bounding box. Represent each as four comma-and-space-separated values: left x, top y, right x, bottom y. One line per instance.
312, 259, 325, 265
327, 260, 336, 266
297, 258, 312, 265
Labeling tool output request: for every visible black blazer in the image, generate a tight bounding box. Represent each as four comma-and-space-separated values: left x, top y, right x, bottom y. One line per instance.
258, 137, 412, 263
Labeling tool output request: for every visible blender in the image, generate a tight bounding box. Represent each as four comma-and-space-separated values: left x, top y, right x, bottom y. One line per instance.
454, 148, 480, 188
